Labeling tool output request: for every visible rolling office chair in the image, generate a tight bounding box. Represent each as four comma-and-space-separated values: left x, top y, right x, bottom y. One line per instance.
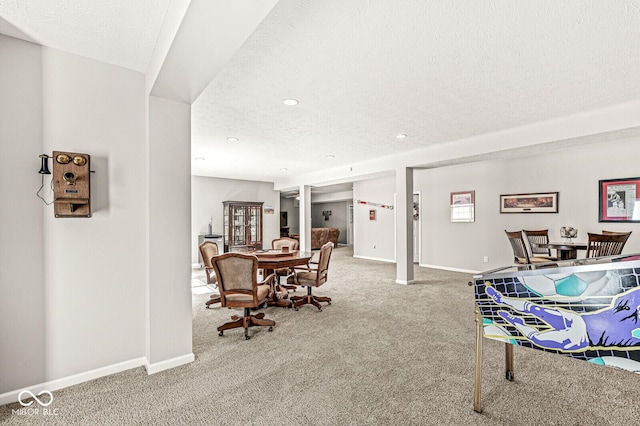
199, 241, 221, 308
290, 242, 334, 311
211, 253, 276, 340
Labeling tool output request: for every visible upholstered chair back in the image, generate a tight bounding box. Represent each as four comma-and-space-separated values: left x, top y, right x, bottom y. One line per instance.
272, 237, 299, 251
296, 242, 333, 287
199, 241, 219, 284
212, 253, 270, 308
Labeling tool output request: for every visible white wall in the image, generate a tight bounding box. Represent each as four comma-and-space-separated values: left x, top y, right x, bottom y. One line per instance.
418, 137, 640, 272
191, 176, 280, 262
41, 48, 148, 379
351, 137, 640, 272
0, 35, 46, 393
0, 35, 149, 396
353, 176, 396, 261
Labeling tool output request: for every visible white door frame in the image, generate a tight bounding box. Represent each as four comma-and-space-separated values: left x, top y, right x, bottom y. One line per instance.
347, 203, 354, 245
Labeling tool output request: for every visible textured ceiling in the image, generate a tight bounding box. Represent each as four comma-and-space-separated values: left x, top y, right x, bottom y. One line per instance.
191, 0, 640, 184
2, 1, 640, 188
0, 0, 171, 72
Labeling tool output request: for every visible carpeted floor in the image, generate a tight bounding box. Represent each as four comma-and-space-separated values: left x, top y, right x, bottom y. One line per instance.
1, 246, 638, 425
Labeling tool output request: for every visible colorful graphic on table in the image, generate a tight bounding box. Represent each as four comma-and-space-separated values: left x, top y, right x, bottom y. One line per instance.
476, 268, 640, 373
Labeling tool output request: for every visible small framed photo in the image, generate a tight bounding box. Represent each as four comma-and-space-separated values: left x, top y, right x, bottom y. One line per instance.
450, 191, 475, 222
369, 209, 376, 221
500, 192, 558, 214
599, 177, 640, 222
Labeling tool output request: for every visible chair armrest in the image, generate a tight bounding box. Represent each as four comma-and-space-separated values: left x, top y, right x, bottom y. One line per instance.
204, 267, 218, 284
292, 264, 314, 272
260, 273, 276, 286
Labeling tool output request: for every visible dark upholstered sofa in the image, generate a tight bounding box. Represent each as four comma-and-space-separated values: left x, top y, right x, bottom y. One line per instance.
311, 228, 339, 249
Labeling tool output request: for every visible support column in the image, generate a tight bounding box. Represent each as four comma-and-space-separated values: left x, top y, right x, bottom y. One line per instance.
396, 167, 414, 284
146, 95, 194, 373
299, 185, 312, 252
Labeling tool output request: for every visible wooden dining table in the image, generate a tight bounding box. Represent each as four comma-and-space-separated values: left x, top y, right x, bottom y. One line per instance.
253, 249, 313, 308
534, 242, 588, 260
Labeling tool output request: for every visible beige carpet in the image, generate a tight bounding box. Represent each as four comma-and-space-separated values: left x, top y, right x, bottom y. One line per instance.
1, 246, 638, 425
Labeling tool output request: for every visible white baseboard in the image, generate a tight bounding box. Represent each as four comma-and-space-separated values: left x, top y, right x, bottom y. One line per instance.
419, 263, 479, 274
395, 279, 415, 285
352, 255, 479, 274
0, 352, 197, 406
0, 357, 146, 406
145, 352, 195, 375
352, 255, 395, 263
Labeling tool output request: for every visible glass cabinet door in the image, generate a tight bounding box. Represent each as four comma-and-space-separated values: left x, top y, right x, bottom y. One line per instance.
247, 205, 261, 244
233, 205, 245, 246
223, 207, 229, 245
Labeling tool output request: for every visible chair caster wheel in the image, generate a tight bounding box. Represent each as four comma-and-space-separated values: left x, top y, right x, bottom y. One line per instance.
218, 331, 223, 336
268, 326, 273, 332
328, 302, 331, 305
245, 335, 250, 340
294, 308, 298, 311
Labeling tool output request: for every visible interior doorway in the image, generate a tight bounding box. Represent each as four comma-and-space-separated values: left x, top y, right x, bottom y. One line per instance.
413, 192, 420, 264
347, 203, 354, 245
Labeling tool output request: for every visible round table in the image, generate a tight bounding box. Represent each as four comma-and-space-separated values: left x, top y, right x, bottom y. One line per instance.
253, 250, 313, 307
534, 242, 588, 260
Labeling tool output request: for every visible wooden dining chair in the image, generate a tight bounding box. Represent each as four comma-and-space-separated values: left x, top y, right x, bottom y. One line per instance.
522, 229, 558, 261
602, 230, 632, 241
211, 253, 275, 340
505, 230, 550, 265
199, 241, 221, 308
290, 242, 334, 311
271, 237, 300, 291
585, 232, 630, 258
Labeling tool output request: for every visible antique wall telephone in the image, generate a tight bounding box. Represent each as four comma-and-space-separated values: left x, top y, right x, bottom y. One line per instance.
38, 151, 92, 217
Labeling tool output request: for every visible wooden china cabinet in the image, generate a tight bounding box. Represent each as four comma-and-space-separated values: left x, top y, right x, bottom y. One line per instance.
223, 201, 263, 252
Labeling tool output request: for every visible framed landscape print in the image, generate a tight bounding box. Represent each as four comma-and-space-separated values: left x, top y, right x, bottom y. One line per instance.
599, 177, 640, 222
500, 192, 558, 214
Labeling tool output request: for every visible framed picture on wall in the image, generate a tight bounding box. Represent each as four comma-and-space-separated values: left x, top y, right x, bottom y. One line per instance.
599, 177, 640, 222
450, 191, 475, 222
369, 209, 376, 221
500, 192, 559, 213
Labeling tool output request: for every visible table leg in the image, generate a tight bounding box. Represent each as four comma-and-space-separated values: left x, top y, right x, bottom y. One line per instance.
264, 267, 292, 308
557, 248, 578, 260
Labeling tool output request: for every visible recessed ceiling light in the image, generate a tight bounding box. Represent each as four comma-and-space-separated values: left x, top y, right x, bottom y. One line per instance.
280, 167, 288, 171
226, 137, 239, 142
194, 157, 205, 161
283, 99, 299, 106
325, 154, 335, 159
396, 133, 407, 139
